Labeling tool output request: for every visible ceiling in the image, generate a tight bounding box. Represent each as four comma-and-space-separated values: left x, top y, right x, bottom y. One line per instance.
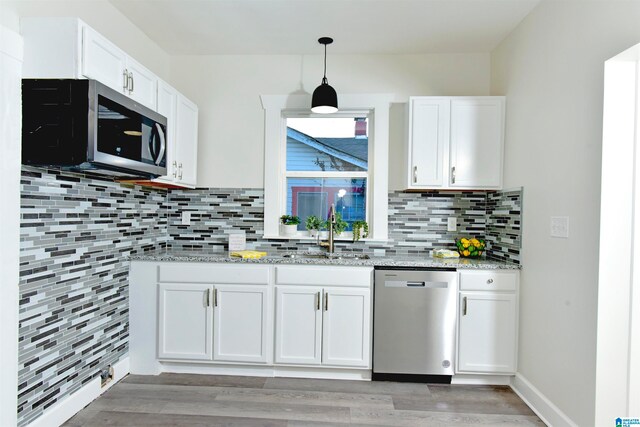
108, 0, 541, 55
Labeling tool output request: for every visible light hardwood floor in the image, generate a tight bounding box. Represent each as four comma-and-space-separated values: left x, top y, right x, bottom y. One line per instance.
64, 374, 545, 426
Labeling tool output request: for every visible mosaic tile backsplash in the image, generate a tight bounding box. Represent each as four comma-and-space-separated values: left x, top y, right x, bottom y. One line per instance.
18, 168, 521, 426
18, 167, 168, 426
167, 188, 522, 263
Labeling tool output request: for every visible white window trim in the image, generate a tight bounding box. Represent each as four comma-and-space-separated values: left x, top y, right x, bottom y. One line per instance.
260, 94, 393, 241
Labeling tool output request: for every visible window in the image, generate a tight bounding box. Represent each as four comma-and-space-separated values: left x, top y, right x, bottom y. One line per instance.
285, 116, 369, 231
261, 94, 393, 240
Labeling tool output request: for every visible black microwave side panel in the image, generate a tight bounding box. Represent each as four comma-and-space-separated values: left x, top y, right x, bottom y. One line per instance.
22, 79, 89, 166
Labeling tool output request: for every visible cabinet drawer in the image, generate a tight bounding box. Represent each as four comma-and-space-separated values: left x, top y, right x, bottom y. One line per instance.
276, 266, 373, 287
459, 270, 518, 291
159, 263, 270, 284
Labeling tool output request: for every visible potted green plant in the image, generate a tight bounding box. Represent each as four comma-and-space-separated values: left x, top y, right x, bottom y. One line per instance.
324, 213, 348, 237
304, 215, 322, 238
352, 220, 369, 242
280, 215, 300, 236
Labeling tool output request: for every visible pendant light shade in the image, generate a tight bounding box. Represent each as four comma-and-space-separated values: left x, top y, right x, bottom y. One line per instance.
311, 37, 338, 114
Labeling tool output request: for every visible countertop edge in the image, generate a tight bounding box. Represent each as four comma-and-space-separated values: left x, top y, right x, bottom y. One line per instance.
128, 252, 521, 270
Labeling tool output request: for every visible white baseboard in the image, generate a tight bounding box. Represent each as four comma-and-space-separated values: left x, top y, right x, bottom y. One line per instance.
26, 357, 130, 427
160, 362, 371, 380
510, 373, 578, 427
451, 374, 512, 385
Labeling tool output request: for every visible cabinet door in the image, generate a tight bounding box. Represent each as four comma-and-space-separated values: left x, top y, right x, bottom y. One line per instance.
175, 94, 199, 187
158, 283, 212, 360
82, 26, 127, 93
156, 81, 178, 182
449, 98, 504, 188
458, 292, 516, 373
275, 286, 322, 365
126, 57, 158, 110
408, 98, 449, 188
213, 285, 268, 363
322, 287, 371, 367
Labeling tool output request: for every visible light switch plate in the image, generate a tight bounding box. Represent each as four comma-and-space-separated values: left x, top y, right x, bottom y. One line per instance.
181, 211, 191, 226
550, 216, 569, 238
447, 217, 457, 232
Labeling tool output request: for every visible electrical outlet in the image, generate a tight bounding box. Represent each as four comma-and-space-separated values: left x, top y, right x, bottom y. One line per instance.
550, 216, 569, 238
447, 217, 457, 232
181, 211, 191, 225
100, 365, 114, 388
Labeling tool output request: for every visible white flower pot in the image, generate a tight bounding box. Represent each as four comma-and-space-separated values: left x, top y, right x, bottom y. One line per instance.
280, 224, 298, 236
308, 229, 318, 238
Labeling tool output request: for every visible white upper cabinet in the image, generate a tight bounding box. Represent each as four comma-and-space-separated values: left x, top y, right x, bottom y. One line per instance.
81, 25, 127, 93
407, 98, 449, 187
154, 80, 199, 188
407, 96, 505, 190
22, 17, 157, 110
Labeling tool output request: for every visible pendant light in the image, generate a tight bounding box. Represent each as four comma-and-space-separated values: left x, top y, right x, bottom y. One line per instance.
311, 37, 338, 114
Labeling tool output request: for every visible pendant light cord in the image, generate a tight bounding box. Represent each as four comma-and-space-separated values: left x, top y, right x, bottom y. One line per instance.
322, 43, 328, 84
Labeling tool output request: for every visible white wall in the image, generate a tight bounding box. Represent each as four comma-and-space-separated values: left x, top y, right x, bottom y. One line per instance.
0, 0, 170, 80
491, 1, 640, 425
0, 24, 22, 427
169, 53, 491, 189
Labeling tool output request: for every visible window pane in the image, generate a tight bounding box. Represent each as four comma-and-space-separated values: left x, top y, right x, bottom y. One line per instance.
287, 177, 367, 230
286, 117, 368, 172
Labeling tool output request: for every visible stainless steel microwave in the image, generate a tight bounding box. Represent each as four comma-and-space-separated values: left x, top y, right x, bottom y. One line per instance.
22, 79, 167, 178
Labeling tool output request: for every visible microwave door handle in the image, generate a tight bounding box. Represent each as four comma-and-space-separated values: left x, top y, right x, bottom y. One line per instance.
148, 126, 158, 161
155, 123, 166, 166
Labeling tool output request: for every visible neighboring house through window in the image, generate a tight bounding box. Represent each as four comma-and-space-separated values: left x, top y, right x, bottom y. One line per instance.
285, 117, 369, 231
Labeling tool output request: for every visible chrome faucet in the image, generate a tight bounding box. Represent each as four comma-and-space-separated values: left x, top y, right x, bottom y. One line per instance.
319, 204, 336, 254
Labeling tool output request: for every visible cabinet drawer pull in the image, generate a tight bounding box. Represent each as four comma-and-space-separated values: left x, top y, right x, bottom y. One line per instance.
413, 166, 418, 183
178, 163, 183, 180
206, 289, 210, 307
172, 161, 177, 178
214, 288, 218, 307
487, 278, 494, 284
463, 296, 467, 315
316, 291, 320, 311
122, 69, 129, 91
324, 292, 328, 311
128, 72, 134, 93
452, 166, 456, 184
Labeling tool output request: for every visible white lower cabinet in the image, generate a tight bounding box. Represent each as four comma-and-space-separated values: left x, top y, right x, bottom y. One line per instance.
275, 286, 323, 365
321, 287, 371, 367
213, 285, 269, 363
158, 283, 213, 360
274, 266, 373, 369
456, 270, 518, 374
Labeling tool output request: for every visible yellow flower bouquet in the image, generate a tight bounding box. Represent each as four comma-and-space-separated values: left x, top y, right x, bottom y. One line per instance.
455, 237, 486, 258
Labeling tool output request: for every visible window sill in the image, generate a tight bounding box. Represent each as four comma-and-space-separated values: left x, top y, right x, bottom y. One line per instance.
261, 234, 389, 243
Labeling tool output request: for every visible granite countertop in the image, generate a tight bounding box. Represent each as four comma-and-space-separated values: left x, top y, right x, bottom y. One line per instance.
129, 249, 521, 270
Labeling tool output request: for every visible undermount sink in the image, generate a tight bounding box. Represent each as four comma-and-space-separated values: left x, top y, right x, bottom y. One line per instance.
280, 252, 370, 260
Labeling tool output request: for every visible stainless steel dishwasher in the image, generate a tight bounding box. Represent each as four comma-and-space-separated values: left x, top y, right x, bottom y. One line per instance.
373, 267, 458, 383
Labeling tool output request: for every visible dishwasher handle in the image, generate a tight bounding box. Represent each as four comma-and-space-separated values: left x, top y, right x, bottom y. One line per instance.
385, 280, 448, 289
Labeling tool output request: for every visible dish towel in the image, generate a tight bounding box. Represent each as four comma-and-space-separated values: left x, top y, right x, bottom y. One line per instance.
230, 250, 268, 259
432, 249, 460, 258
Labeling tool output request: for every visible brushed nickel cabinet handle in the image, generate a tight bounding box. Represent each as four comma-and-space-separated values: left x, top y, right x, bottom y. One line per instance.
172, 161, 177, 178
128, 72, 134, 93
316, 291, 320, 311
122, 69, 129, 91
324, 292, 328, 311
413, 166, 418, 183
463, 296, 467, 316
178, 163, 183, 180
452, 166, 456, 184
206, 289, 210, 307
487, 278, 494, 284
214, 288, 218, 307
